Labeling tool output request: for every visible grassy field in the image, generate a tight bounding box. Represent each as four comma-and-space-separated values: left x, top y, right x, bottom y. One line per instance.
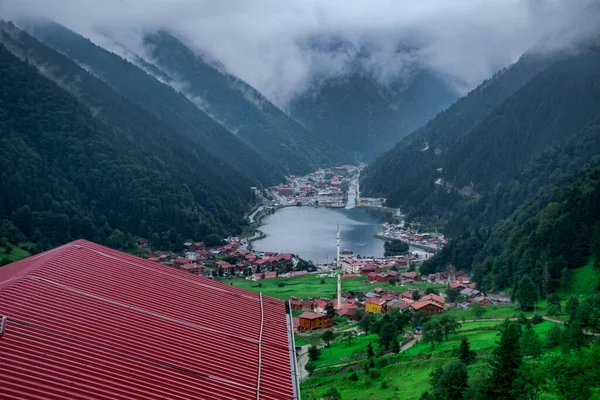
558, 258, 599, 298
313, 333, 379, 368
302, 359, 437, 400
301, 319, 561, 399
404, 320, 557, 358
228, 274, 445, 301
0, 241, 31, 263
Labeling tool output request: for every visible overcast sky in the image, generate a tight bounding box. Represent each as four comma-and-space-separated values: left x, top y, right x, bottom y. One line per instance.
1, 0, 599, 106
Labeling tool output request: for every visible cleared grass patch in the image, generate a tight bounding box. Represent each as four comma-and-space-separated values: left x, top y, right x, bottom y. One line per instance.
229, 274, 444, 301
558, 258, 599, 298
302, 359, 437, 400
314, 334, 379, 368
0, 242, 31, 263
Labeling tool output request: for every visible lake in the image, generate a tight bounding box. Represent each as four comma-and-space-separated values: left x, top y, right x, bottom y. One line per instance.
253, 206, 394, 263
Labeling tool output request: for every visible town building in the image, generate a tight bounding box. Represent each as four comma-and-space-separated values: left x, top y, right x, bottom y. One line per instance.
297, 312, 333, 331
365, 298, 387, 313
411, 299, 445, 315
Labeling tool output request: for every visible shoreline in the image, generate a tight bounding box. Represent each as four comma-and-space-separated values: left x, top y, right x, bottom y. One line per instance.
373, 233, 439, 253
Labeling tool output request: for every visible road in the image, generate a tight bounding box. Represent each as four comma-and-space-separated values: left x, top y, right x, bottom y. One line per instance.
248, 205, 264, 224
296, 345, 311, 383
345, 175, 358, 209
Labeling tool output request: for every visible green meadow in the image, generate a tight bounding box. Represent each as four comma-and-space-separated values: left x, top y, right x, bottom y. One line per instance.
301, 319, 563, 400
228, 273, 445, 301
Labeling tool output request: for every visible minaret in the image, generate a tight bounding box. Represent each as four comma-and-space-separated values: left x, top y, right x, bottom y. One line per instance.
336, 223, 342, 310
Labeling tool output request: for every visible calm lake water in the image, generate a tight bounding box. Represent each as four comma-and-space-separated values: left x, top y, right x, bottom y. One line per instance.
253, 206, 393, 263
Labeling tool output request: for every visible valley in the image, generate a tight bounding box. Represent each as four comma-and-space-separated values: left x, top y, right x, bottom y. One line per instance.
1, 6, 600, 400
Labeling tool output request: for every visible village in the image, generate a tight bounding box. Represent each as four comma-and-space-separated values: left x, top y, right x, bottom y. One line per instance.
263, 165, 359, 208
290, 266, 511, 334
138, 235, 510, 332
376, 222, 447, 251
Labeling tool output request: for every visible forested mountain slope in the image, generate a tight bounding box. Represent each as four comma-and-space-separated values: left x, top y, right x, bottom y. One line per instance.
0, 39, 253, 251
362, 48, 600, 231
422, 160, 600, 296
25, 21, 283, 185
142, 31, 350, 175
289, 67, 456, 160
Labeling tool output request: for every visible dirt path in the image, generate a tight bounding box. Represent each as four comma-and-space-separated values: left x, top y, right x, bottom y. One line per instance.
296, 345, 311, 383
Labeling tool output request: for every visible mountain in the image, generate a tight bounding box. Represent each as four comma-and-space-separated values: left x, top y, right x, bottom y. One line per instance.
289, 66, 457, 160
0, 24, 254, 251
140, 31, 350, 175
421, 159, 600, 296
24, 21, 283, 186
361, 47, 600, 233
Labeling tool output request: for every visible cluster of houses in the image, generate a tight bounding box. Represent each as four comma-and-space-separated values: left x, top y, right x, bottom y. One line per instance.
378, 222, 447, 251
144, 238, 304, 279
268, 165, 359, 208
292, 269, 512, 333
339, 254, 420, 276
291, 288, 447, 332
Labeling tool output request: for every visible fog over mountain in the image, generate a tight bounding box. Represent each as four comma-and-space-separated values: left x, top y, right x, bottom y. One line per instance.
1, 0, 599, 107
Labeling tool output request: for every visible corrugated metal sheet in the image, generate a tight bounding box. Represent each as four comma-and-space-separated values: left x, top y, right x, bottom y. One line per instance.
0, 240, 294, 400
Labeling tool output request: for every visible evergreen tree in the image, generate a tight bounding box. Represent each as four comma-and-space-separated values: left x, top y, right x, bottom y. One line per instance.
457, 337, 476, 364
566, 296, 580, 321
515, 276, 537, 311
520, 322, 542, 358
486, 321, 522, 399
379, 322, 399, 351
426, 361, 469, 400
366, 341, 375, 358
546, 293, 562, 316
392, 338, 401, 353
545, 324, 562, 348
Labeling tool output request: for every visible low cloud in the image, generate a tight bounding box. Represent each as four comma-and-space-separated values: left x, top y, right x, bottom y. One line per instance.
2, 0, 599, 106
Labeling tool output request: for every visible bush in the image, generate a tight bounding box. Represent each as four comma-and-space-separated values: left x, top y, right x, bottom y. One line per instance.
307, 345, 321, 361
323, 387, 341, 400
321, 279, 326, 284
368, 368, 381, 379
277, 282, 285, 287
517, 313, 528, 324
305, 361, 316, 376
362, 361, 370, 374
375, 357, 389, 369
546, 324, 562, 348
380, 380, 389, 389
531, 314, 544, 325
349, 372, 359, 382
5, 246, 12, 254
547, 304, 561, 316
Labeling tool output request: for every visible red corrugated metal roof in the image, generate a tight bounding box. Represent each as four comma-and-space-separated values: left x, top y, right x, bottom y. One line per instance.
0, 240, 295, 400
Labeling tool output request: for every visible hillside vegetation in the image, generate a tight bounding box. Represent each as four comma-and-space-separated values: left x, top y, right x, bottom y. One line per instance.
143, 31, 351, 175
422, 163, 600, 296
25, 21, 283, 185
0, 36, 252, 253
362, 48, 600, 234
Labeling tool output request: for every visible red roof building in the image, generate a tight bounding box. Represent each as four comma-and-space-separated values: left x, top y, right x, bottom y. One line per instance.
173, 257, 189, 266
0, 240, 297, 400
297, 312, 332, 332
